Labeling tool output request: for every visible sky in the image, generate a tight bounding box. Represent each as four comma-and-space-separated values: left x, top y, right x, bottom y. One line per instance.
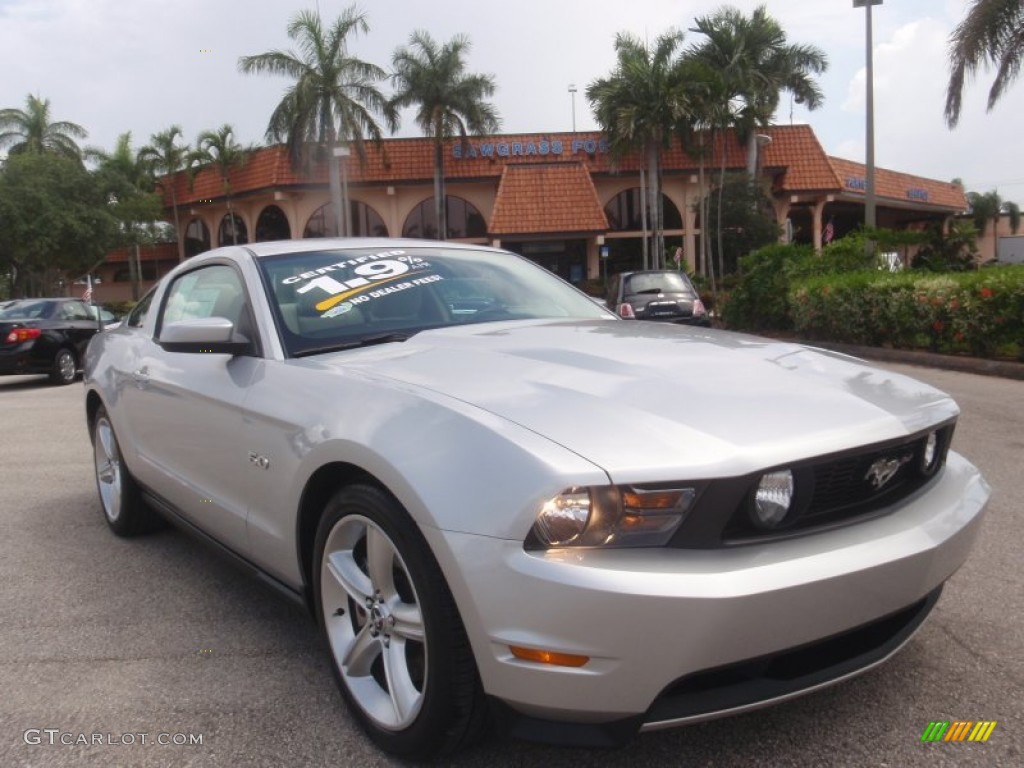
2, 0, 1023, 202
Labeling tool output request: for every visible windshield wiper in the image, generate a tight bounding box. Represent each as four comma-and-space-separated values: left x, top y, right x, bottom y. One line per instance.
294, 332, 413, 358
633, 288, 666, 294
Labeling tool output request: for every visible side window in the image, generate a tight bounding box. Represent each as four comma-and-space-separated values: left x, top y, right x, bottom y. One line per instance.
159, 264, 248, 335
61, 301, 93, 321
126, 290, 155, 328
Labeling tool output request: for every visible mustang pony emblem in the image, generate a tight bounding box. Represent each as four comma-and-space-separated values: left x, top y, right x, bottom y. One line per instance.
865, 453, 913, 490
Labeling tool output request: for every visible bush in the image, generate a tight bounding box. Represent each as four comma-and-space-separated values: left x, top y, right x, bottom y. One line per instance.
789, 266, 1024, 358
721, 243, 814, 331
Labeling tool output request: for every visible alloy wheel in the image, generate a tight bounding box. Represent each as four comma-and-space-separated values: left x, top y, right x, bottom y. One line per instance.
93, 416, 123, 523
320, 514, 427, 731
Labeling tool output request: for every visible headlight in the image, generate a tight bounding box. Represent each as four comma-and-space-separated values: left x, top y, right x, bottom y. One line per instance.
532, 487, 592, 547
751, 470, 794, 529
526, 485, 697, 549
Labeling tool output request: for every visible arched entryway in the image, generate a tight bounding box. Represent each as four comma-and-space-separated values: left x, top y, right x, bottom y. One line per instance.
402, 196, 486, 240
185, 218, 211, 258
218, 213, 248, 246
255, 205, 291, 241
603, 188, 683, 273
304, 201, 387, 237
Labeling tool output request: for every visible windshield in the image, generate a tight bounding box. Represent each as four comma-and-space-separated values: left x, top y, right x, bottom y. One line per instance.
624, 272, 696, 296
257, 245, 615, 357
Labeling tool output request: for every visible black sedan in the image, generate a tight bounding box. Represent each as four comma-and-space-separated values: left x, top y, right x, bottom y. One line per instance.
0, 298, 105, 385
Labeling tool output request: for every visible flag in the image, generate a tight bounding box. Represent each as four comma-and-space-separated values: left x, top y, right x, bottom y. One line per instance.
82, 274, 93, 303
823, 218, 834, 244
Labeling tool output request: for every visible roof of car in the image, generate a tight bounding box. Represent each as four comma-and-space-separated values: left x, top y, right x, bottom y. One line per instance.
234, 238, 509, 259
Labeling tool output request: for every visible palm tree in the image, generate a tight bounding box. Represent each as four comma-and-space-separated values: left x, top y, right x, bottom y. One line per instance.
688, 5, 827, 178
140, 126, 192, 263
239, 6, 396, 237
967, 189, 1004, 259
89, 133, 163, 299
0, 94, 87, 159
588, 30, 690, 269
390, 31, 500, 240
674, 57, 733, 283
195, 124, 251, 245
1005, 200, 1022, 233
946, 0, 1024, 127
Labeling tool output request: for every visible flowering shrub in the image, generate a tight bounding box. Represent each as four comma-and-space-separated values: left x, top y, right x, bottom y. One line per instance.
788, 266, 1024, 359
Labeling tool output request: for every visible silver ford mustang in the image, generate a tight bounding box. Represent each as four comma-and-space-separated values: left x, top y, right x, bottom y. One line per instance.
83, 239, 990, 759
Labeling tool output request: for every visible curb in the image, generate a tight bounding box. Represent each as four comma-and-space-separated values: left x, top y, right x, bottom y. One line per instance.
797, 340, 1024, 381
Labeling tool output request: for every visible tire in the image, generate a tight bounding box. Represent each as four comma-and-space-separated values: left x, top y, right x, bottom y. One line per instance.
92, 406, 162, 536
50, 347, 77, 385
313, 484, 486, 759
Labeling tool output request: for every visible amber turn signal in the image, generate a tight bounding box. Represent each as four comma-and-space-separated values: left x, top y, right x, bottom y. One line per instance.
509, 645, 589, 668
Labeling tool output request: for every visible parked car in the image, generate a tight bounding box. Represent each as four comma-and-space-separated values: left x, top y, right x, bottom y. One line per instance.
607, 269, 710, 325
84, 239, 989, 760
0, 297, 104, 384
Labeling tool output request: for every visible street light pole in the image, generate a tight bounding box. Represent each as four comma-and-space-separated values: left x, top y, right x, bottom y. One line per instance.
854, 0, 883, 242
568, 84, 577, 132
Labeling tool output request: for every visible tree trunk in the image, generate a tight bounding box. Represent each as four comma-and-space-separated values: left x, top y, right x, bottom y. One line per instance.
170, 187, 185, 263
226, 187, 238, 246
745, 131, 758, 179
648, 142, 662, 270
434, 135, 446, 240
327, 128, 344, 239
129, 242, 140, 300
717, 128, 727, 281
640, 165, 649, 270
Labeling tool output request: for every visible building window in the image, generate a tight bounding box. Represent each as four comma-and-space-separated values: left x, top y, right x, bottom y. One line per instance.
604, 188, 682, 231
402, 196, 486, 240
218, 213, 248, 246
303, 201, 387, 237
185, 218, 211, 258
255, 205, 292, 241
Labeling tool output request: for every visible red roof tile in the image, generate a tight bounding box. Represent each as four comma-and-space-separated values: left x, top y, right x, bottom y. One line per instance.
160, 126, 964, 214
104, 242, 179, 263
827, 156, 967, 210
489, 163, 609, 235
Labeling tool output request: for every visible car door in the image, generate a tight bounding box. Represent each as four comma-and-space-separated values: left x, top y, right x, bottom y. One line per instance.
57, 300, 100, 357
122, 263, 261, 553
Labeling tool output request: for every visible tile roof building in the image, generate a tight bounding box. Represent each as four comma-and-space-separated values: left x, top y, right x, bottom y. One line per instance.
95, 124, 967, 300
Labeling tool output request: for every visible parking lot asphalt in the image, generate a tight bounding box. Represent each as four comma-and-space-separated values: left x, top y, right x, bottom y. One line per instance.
0, 365, 1021, 768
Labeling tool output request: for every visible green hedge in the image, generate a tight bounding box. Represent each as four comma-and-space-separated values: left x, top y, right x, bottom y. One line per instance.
721, 238, 877, 332
789, 266, 1024, 359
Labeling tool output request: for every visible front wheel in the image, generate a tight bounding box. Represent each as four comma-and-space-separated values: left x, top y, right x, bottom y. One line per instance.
50, 348, 77, 385
314, 484, 485, 759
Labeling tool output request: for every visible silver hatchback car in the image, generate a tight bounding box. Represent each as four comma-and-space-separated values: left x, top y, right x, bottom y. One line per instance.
84, 239, 989, 759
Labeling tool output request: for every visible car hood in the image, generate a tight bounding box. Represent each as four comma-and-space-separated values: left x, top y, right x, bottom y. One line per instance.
321, 320, 959, 482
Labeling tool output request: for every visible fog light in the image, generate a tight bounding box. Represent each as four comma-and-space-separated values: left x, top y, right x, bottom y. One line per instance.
753, 470, 794, 528
921, 431, 939, 474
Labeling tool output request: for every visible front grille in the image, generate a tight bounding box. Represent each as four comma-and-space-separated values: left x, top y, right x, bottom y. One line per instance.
716, 422, 956, 545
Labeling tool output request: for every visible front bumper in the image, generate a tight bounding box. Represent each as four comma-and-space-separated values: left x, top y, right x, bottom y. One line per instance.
425, 451, 988, 742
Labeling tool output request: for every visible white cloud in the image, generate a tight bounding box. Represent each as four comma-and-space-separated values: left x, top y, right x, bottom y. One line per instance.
1, 0, 1022, 200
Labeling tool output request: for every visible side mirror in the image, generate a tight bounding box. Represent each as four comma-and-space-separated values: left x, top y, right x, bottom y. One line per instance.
158, 317, 253, 355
